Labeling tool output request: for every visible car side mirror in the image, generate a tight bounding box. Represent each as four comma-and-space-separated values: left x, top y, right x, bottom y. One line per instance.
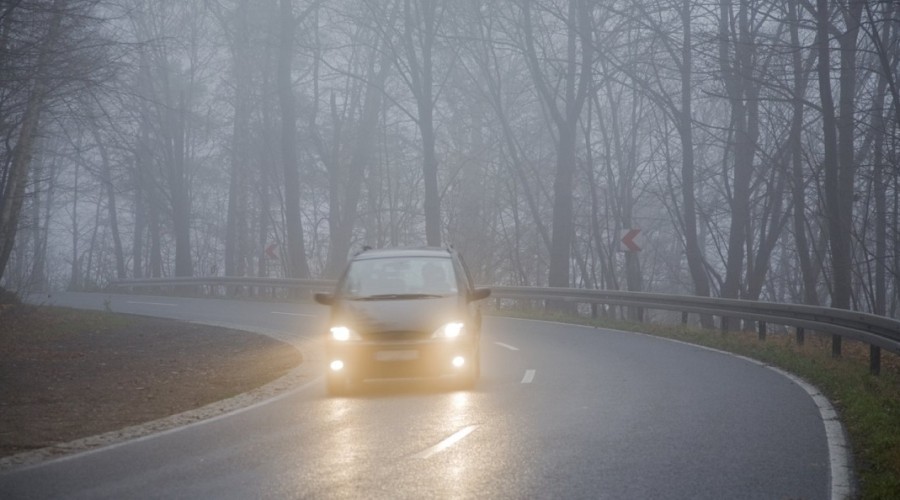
314, 292, 334, 306
468, 288, 491, 302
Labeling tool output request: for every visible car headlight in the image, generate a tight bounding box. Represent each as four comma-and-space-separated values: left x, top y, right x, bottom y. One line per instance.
432, 322, 465, 339
330, 326, 360, 341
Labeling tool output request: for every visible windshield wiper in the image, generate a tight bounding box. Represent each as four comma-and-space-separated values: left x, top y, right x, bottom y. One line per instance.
351, 293, 445, 301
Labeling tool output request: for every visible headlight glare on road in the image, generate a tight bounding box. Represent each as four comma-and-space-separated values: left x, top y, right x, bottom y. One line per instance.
330, 360, 344, 371
452, 356, 465, 368
330, 326, 358, 341
432, 322, 464, 339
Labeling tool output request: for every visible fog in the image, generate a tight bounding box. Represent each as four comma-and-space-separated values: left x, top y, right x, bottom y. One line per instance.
1, 0, 897, 317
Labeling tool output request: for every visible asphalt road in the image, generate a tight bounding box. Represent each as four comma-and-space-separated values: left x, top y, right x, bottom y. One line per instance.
1, 292, 840, 499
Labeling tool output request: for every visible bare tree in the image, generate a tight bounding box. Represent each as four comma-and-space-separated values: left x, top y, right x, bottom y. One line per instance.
87, 112, 126, 281
313, 1, 395, 277
814, 0, 863, 353
519, 0, 593, 293
277, 0, 311, 279
212, 0, 254, 279
0, 0, 100, 283
462, 1, 553, 260
598, 0, 713, 324
399, 0, 443, 246
785, 0, 821, 306
716, 0, 762, 302
861, 0, 897, 316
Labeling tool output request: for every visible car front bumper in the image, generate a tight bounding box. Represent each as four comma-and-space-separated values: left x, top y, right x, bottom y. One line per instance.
327, 338, 478, 380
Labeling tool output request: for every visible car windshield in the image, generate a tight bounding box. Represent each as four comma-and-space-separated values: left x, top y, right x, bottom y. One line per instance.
339, 256, 458, 299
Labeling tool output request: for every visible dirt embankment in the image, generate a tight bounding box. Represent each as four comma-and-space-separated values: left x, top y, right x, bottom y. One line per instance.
0, 305, 304, 459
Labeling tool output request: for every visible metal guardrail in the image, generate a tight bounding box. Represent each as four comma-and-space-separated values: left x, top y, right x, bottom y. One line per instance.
111, 276, 337, 291
110, 277, 900, 374
491, 286, 900, 372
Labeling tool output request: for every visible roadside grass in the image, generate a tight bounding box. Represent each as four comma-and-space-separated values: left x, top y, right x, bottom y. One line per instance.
0, 303, 133, 339
492, 308, 900, 500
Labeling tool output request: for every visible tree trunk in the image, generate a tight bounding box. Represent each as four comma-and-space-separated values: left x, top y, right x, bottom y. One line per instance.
678, 0, 711, 313
401, 0, 442, 247
669, 0, 713, 328
816, 0, 861, 356
324, 49, 391, 277
278, 0, 310, 279
89, 121, 126, 280
148, 185, 162, 278
816, 0, 841, 310
718, 0, 758, 302
225, 0, 252, 278
831, 0, 863, 311
521, 0, 592, 295
69, 162, 81, 291
169, 90, 193, 278
788, 0, 818, 305
28, 150, 54, 292
869, 7, 892, 315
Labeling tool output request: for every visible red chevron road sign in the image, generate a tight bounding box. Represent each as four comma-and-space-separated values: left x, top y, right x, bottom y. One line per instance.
620, 229, 641, 252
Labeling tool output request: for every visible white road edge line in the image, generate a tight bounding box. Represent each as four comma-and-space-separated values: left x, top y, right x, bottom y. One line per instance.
412, 425, 478, 459
4, 321, 319, 472
494, 341, 519, 351
271, 311, 317, 317
639, 335, 853, 500
126, 301, 178, 307
12, 376, 323, 471
504, 316, 853, 500
521, 369, 536, 384
766, 367, 852, 500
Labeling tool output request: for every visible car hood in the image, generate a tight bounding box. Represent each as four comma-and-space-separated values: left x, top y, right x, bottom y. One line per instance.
333, 295, 463, 335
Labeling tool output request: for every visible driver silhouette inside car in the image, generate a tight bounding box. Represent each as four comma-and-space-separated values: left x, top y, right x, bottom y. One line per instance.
421, 262, 454, 294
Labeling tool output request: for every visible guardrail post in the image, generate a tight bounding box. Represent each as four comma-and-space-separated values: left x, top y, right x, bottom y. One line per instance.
796, 327, 804, 346
681, 311, 688, 325
832, 335, 842, 358
757, 321, 766, 341
870, 346, 881, 375
629, 306, 644, 323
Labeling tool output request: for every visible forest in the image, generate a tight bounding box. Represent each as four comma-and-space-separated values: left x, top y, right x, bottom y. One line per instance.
0, 0, 898, 318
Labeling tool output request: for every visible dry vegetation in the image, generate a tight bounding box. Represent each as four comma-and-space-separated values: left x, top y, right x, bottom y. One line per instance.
0, 304, 303, 458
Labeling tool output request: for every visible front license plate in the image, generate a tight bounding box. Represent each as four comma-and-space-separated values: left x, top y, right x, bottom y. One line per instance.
375, 350, 418, 362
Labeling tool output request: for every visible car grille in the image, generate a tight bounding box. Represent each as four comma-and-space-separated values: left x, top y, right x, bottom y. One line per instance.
364, 330, 429, 341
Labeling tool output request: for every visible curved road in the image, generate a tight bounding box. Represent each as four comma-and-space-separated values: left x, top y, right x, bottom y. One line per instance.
1, 292, 843, 498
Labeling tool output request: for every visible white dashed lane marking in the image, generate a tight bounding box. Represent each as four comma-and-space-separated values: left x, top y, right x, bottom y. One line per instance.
494, 342, 519, 351
271, 311, 317, 317
521, 370, 536, 384
412, 425, 479, 459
